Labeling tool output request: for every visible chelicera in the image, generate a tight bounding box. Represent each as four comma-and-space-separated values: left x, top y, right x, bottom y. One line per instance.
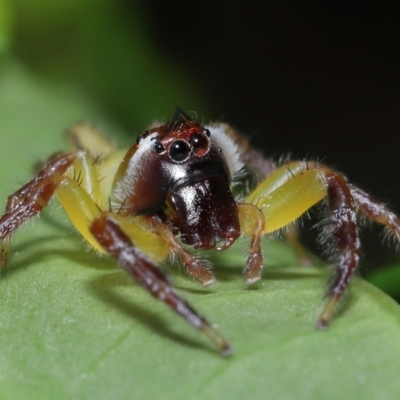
1, 108, 399, 355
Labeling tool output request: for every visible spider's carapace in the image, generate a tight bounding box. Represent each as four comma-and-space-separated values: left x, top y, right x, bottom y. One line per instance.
112, 110, 241, 251
1, 108, 400, 355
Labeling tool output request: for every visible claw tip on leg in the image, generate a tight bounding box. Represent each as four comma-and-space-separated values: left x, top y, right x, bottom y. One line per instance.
220, 342, 234, 357
246, 276, 261, 285
316, 295, 338, 330
202, 325, 233, 357
315, 318, 329, 330
202, 277, 216, 287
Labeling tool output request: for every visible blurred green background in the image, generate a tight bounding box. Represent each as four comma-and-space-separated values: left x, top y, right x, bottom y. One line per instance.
1, 1, 400, 299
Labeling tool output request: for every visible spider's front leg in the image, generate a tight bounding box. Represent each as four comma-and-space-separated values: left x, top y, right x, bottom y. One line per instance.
313, 168, 400, 327
89, 212, 232, 356
245, 160, 400, 327
0, 152, 78, 268
316, 170, 361, 328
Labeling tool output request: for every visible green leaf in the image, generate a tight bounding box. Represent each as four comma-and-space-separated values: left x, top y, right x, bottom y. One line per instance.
367, 262, 400, 299
1, 60, 400, 400
0, 0, 13, 56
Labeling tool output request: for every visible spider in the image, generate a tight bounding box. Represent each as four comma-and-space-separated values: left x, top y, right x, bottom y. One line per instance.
0, 108, 399, 356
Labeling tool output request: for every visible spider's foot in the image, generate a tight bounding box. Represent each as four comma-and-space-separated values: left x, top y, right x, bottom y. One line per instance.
296, 253, 313, 267
316, 295, 339, 330
187, 260, 216, 286
244, 251, 263, 284
202, 276, 216, 287
202, 324, 233, 357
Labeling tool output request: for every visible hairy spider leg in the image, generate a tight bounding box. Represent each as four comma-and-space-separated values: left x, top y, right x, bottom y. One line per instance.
63, 145, 231, 353
90, 212, 232, 356
237, 161, 327, 285
0, 133, 231, 354
222, 124, 311, 264
241, 160, 398, 328
0, 152, 78, 268
151, 217, 216, 286
0, 150, 113, 264
350, 185, 400, 243
237, 203, 266, 283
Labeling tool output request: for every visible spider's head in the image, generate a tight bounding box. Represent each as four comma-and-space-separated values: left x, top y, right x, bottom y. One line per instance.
119, 109, 241, 249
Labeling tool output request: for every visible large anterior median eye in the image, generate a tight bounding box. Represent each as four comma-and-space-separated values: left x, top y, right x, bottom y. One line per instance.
190, 133, 209, 156
169, 140, 191, 162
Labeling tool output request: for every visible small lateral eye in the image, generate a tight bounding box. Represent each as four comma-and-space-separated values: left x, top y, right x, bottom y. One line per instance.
137, 130, 151, 145
190, 133, 210, 156
169, 140, 191, 162
153, 142, 166, 154
203, 129, 210, 137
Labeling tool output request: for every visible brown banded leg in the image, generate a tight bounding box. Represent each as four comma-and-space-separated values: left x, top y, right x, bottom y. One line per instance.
2, 153, 77, 214
90, 212, 232, 356
0, 153, 78, 268
350, 184, 400, 242
237, 203, 265, 283
149, 217, 216, 286
0, 237, 10, 268
317, 170, 361, 328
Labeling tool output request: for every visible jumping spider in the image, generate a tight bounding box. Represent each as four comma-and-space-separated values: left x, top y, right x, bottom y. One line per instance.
0, 108, 399, 355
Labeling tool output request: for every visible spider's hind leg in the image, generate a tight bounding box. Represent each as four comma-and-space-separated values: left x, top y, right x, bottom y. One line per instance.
243, 160, 368, 326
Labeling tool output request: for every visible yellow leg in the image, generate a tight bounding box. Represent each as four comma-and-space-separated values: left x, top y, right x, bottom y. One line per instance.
65, 123, 117, 157
246, 161, 327, 234
65, 123, 127, 206
237, 163, 327, 282
246, 162, 372, 328
65, 152, 105, 208
56, 176, 105, 253
56, 167, 170, 263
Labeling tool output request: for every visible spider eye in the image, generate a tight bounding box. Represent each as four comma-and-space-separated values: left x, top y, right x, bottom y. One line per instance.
169, 140, 191, 162
190, 133, 209, 156
203, 129, 210, 137
153, 142, 165, 154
